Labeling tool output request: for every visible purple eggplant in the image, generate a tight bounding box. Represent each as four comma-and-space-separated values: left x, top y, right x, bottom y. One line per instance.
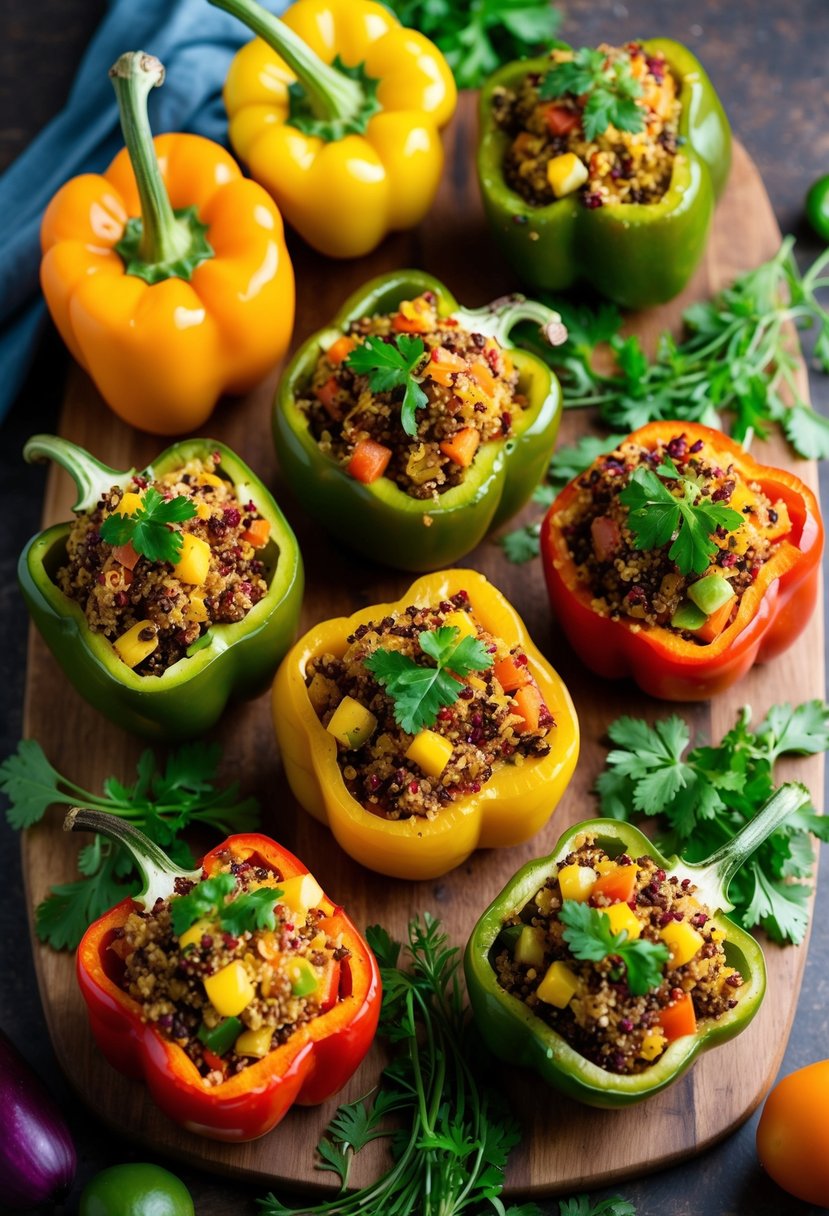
0, 1028, 76, 1209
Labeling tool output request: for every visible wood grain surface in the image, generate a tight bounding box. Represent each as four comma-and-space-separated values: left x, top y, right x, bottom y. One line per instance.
21, 99, 823, 1197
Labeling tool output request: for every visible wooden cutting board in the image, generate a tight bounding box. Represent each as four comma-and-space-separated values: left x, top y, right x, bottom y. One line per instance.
21, 96, 823, 1196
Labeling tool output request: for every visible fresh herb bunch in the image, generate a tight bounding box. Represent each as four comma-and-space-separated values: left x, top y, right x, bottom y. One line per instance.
99, 486, 197, 563
559, 1199, 636, 1216
540, 47, 644, 141
382, 0, 562, 89
543, 238, 829, 458
171, 872, 282, 937
618, 455, 742, 575
364, 625, 494, 734
558, 901, 670, 996
345, 334, 428, 437
0, 740, 259, 950
596, 701, 829, 944
258, 913, 542, 1216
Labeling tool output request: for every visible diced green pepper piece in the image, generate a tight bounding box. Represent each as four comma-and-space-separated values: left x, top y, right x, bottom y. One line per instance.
687, 574, 734, 615
671, 601, 708, 631
288, 956, 319, 997
198, 1015, 243, 1056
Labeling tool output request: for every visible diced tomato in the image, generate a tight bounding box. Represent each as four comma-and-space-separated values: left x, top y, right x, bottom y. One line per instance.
694, 595, 736, 644
590, 515, 621, 562
347, 439, 392, 484
112, 540, 139, 570
657, 992, 697, 1042
439, 427, 480, 468
314, 375, 343, 420
511, 683, 544, 732
202, 1048, 226, 1072
542, 104, 581, 136
241, 518, 271, 548
494, 655, 532, 692
590, 865, 637, 905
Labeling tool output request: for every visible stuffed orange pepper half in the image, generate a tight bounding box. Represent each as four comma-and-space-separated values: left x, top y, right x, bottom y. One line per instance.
40, 52, 295, 435
540, 423, 823, 700
211, 0, 457, 257
272, 570, 579, 880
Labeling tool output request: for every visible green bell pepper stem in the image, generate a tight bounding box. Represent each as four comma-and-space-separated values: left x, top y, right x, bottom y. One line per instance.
454, 295, 567, 349
24, 434, 135, 512
273, 269, 564, 572
65, 808, 200, 907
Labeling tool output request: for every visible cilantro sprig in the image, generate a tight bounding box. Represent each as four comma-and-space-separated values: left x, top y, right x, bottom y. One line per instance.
345, 334, 429, 437
172, 873, 282, 938
100, 486, 197, 564
363, 625, 494, 734
0, 740, 259, 950
596, 701, 829, 944
618, 455, 743, 575
540, 46, 645, 141
558, 901, 669, 996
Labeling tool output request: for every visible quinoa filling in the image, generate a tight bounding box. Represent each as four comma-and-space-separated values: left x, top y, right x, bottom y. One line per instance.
493, 835, 744, 1075
555, 433, 791, 639
111, 850, 348, 1085
57, 455, 273, 675
298, 292, 527, 499
492, 42, 680, 209
305, 590, 553, 820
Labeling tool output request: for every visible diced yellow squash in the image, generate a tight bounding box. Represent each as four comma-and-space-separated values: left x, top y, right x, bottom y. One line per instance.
558, 864, 597, 903
405, 729, 454, 779
178, 917, 217, 951
442, 610, 478, 640
327, 696, 377, 749
514, 925, 546, 969
234, 1026, 273, 1058
763, 499, 790, 541
465, 676, 487, 692
196, 472, 225, 488
196, 502, 211, 521
594, 859, 617, 876
279, 873, 324, 918
660, 920, 704, 968
174, 533, 211, 584
204, 961, 255, 1017
710, 928, 726, 943
546, 152, 589, 198
113, 620, 158, 668
639, 1031, 667, 1061
537, 961, 580, 1008
186, 590, 208, 623
116, 491, 144, 516
604, 903, 642, 941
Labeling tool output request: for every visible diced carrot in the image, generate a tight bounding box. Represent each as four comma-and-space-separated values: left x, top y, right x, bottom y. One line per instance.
590, 865, 637, 905
393, 312, 431, 334
468, 359, 497, 400
439, 427, 480, 468
657, 992, 697, 1042
112, 540, 139, 570
694, 595, 736, 644
392, 296, 434, 334
314, 375, 342, 420
494, 655, 532, 692
326, 335, 356, 365
542, 103, 581, 136
241, 518, 271, 548
427, 346, 466, 387
347, 439, 392, 484
511, 683, 544, 732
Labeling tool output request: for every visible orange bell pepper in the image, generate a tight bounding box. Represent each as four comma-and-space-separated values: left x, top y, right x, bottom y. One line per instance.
40, 52, 295, 436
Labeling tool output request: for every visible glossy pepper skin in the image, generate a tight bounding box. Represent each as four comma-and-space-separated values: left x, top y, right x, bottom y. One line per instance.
274, 271, 564, 572
541, 422, 823, 701
19, 435, 303, 741
478, 39, 731, 308
75, 830, 381, 1142
215, 0, 456, 258
272, 569, 579, 880
464, 783, 809, 1108
40, 52, 294, 435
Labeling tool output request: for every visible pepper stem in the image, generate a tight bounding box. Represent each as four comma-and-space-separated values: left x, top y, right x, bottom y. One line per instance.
683, 782, 812, 912
23, 435, 135, 512
454, 295, 569, 350
65, 808, 201, 908
208, 0, 379, 140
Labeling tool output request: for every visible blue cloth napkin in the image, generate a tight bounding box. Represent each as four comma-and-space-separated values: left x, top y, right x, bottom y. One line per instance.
0, 0, 286, 421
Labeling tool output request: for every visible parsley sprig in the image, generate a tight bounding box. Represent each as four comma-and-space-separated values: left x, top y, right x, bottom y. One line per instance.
100, 486, 197, 564
559, 901, 669, 997
345, 334, 429, 437
172, 873, 282, 938
0, 740, 259, 950
540, 46, 645, 141
363, 626, 494, 734
596, 701, 829, 944
618, 455, 743, 575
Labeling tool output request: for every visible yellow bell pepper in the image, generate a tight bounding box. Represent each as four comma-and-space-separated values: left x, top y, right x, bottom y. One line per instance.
211, 0, 457, 257
271, 570, 579, 880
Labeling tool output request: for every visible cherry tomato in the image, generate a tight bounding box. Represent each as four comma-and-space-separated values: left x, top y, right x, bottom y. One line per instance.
806, 175, 829, 242
756, 1060, 829, 1206
80, 1163, 194, 1216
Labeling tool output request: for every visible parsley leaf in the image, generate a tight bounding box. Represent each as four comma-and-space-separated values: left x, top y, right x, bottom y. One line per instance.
619, 456, 743, 575
559, 1199, 637, 1216
35, 843, 138, 952
345, 334, 429, 437
499, 520, 542, 564
171, 875, 284, 939
540, 46, 645, 141
219, 887, 284, 936
364, 625, 494, 734
559, 901, 669, 996
100, 486, 197, 564
171, 873, 236, 936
